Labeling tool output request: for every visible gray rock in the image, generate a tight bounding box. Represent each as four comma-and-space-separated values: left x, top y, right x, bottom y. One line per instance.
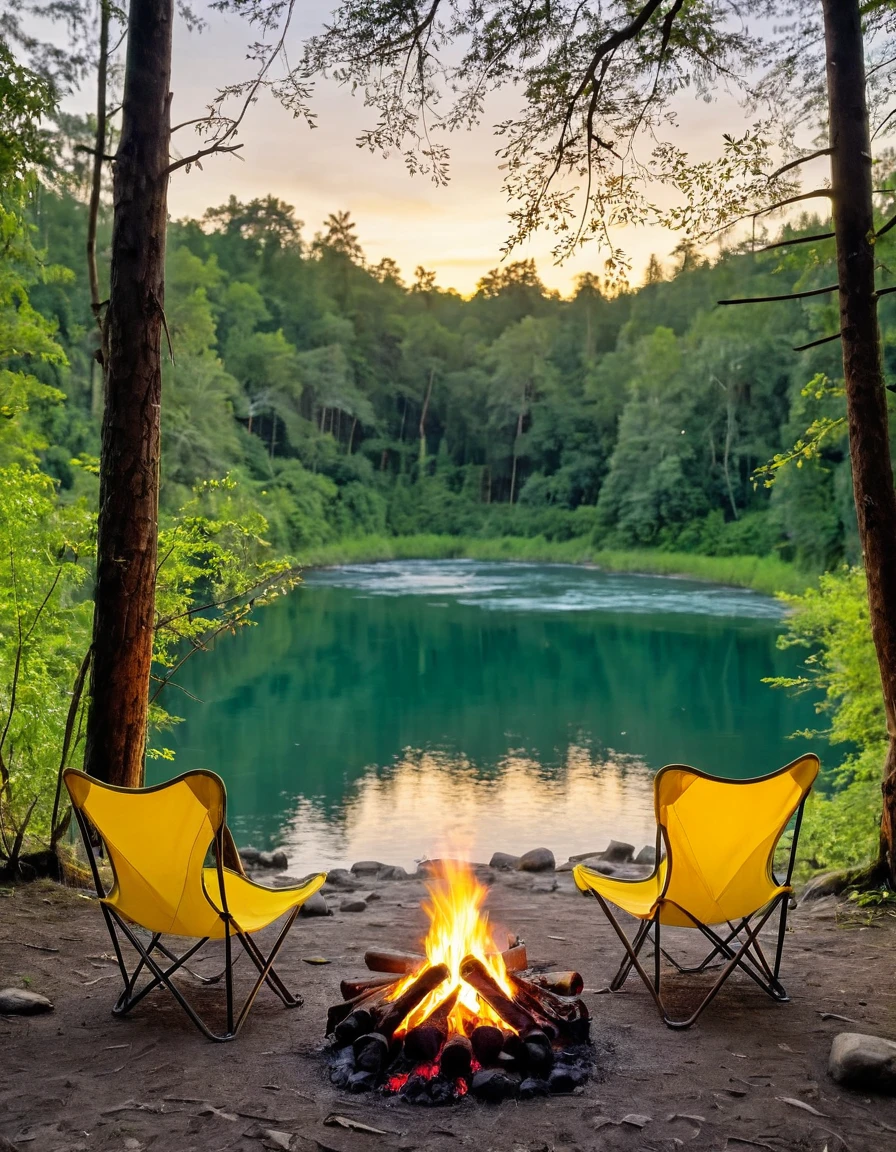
0, 988, 53, 1015
298, 892, 330, 918
257, 851, 276, 868
238, 845, 260, 864
555, 859, 575, 872
531, 878, 559, 893
489, 851, 521, 871
350, 860, 385, 876
635, 845, 657, 866
800, 870, 851, 903
518, 847, 555, 873
829, 1032, 896, 1092
340, 899, 368, 913
600, 840, 635, 864
271, 849, 289, 870
621, 1114, 651, 1128
324, 868, 358, 889
378, 865, 410, 881
568, 849, 605, 863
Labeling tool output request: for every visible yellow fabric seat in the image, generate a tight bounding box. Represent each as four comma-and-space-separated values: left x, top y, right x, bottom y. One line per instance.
64, 767, 326, 1041
574, 755, 819, 1028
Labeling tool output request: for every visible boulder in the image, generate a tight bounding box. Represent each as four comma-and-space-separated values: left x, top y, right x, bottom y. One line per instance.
829, 1032, 896, 1092
800, 870, 851, 903
517, 848, 555, 873
0, 988, 53, 1015
531, 878, 559, 893
339, 899, 368, 913
238, 846, 260, 864
271, 849, 289, 871
256, 851, 276, 868
351, 860, 386, 876
378, 865, 411, 881
489, 852, 521, 871
599, 840, 635, 864
298, 892, 330, 918
635, 845, 657, 866
323, 868, 358, 889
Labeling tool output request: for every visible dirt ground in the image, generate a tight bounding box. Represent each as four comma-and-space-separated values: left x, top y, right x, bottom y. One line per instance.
3, 868, 896, 1152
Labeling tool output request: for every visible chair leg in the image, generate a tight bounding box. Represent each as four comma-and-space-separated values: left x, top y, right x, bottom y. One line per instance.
660, 898, 786, 1029
609, 918, 653, 991
591, 892, 666, 1021
98, 907, 307, 1042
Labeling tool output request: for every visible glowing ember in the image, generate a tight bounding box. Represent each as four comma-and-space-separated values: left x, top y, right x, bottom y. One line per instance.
389, 859, 515, 1035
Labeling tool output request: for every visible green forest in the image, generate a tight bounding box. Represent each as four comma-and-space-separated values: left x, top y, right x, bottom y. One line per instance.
24, 183, 879, 574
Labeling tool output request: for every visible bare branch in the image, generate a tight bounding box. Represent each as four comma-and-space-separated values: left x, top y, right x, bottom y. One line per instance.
876, 285, 896, 298
793, 331, 842, 351
718, 283, 838, 306
165, 141, 244, 175
877, 212, 896, 239
755, 231, 835, 253
766, 148, 832, 183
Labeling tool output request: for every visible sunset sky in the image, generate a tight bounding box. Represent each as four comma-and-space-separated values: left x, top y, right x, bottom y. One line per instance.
60, 3, 820, 296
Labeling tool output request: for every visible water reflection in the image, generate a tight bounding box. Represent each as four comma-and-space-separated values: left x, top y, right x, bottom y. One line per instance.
270, 747, 656, 873
156, 561, 818, 875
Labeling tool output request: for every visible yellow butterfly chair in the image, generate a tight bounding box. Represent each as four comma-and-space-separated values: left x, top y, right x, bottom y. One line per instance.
64, 768, 326, 1041
574, 754, 819, 1028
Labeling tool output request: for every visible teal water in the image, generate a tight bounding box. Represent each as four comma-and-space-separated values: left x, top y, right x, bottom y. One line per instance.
155, 560, 819, 875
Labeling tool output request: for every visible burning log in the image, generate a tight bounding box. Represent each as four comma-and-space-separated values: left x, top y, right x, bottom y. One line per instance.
376, 963, 450, 1039
340, 973, 399, 1000
440, 1035, 473, 1081
526, 970, 584, 997
419, 986, 459, 1030
403, 1024, 443, 1063
333, 1008, 376, 1046
510, 975, 590, 1043
364, 948, 426, 975
470, 1024, 504, 1065
327, 980, 399, 1037
459, 956, 537, 1035
353, 1032, 391, 1074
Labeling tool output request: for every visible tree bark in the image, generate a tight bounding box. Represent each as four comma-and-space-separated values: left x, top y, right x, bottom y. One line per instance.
83, 0, 173, 788
823, 0, 896, 884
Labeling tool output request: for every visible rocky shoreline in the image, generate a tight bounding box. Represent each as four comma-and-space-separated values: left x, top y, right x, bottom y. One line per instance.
237, 839, 658, 919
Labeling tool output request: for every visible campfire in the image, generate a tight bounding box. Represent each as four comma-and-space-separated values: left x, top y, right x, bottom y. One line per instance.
326, 860, 592, 1104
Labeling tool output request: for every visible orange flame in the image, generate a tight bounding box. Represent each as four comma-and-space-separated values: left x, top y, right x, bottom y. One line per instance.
390, 859, 515, 1035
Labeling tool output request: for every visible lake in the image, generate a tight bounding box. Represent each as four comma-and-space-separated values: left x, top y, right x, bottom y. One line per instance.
155, 560, 819, 876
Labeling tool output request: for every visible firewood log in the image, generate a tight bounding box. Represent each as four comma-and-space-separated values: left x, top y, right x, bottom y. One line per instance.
525, 970, 584, 996
459, 956, 536, 1035
376, 963, 450, 1039
364, 948, 426, 975
499, 942, 528, 972
511, 974, 590, 1024
340, 973, 399, 1000
326, 979, 399, 1034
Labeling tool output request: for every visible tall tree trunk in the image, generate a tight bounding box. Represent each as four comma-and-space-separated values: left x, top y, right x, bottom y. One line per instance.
83, 0, 173, 788
509, 411, 524, 505
823, 0, 896, 884
419, 366, 435, 462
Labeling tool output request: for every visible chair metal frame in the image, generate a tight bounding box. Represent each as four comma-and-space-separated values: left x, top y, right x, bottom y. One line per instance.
586, 761, 811, 1029
69, 770, 310, 1042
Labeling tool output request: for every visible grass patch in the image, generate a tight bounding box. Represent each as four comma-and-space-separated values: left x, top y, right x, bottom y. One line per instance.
297, 534, 815, 596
